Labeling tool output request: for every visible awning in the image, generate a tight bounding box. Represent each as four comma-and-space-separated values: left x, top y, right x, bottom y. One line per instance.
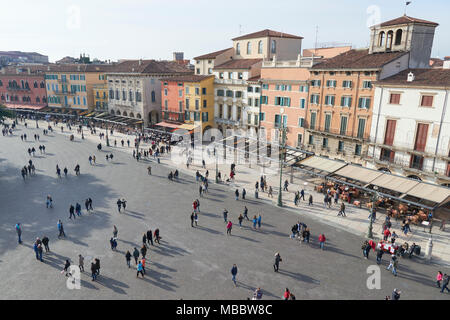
406, 183, 450, 204
96, 112, 109, 117
178, 123, 200, 130
297, 156, 347, 174
4, 104, 46, 110
333, 165, 384, 184
369, 174, 420, 194
79, 111, 90, 116
155, 122, 181, 129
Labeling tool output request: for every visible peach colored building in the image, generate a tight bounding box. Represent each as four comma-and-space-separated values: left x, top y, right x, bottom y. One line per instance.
260, 65, 310, 148
302, 46, 352, 59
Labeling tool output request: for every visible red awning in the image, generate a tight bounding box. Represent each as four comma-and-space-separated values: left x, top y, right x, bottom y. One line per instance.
4, 104, 46, 110
155, 121, 181, 129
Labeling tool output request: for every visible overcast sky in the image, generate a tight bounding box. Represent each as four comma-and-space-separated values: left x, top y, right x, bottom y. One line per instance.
1, 0, 448, 62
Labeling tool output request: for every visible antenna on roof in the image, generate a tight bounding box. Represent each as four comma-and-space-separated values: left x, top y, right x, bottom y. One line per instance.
314, 26, 319, 55
239, 24, 242, 35
404, 1, 412, 15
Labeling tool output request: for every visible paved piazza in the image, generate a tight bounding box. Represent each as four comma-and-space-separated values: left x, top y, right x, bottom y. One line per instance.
0, 121, 449, 300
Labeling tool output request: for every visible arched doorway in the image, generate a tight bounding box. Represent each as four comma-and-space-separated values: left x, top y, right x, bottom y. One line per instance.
123, 111, 128, 117
110, 109, 115, 115
116, 110, 121, 116
148, 110, 159, 124
129, 112, 135, 118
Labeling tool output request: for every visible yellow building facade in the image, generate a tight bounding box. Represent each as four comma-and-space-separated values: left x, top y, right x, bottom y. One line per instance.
93, 83, 108, 112
184, 75, 215, 133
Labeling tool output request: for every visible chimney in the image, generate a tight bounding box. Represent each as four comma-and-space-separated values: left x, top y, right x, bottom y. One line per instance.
28, 67, 31, 75
139, 59, 142, 66
444, 57, 450, 69
407, 72, 415, 82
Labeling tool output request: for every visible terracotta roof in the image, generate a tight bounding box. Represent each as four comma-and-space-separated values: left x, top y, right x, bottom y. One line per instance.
303, 46, 352, 59
378, 15, 439, 27
106, 60, 192, 74
214, 59, 262, 70
311, 49, 407, 70
430, 58, 444, 68
160, 75, 214, 83
232, 29, 303, 41
248, 75, 261, 82
376, 69, 450, 87
194, 48, 233, 60
0, 65, 49, 76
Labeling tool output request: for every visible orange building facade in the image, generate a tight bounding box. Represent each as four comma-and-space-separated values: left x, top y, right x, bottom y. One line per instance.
260, 65, 310, 148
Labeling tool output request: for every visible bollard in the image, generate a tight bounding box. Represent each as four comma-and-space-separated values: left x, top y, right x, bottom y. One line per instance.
425, 237, 433, 261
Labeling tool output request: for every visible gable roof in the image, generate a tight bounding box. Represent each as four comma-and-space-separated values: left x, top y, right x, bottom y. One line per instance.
160, 75, 214, 83
311, 49, 407, 70
377, 15, 439, 27
214, 59, 262, 70
194, 48, 233, 60
376, 68, 450, 88
106, 60, 192, 74
232, 29, 303, 41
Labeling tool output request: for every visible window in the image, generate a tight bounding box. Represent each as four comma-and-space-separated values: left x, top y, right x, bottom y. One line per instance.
386, 31, 394, 50
340, 96, 352, 107
310, 112, 317, 130
420, 95, 434, 107
362, 80, 372, 89
235, 91, 242, 98
185, 87, 190, 94
380, 148, 395, 163
202, 88, 206, 95
274, 97, 291, 106
151, 91, 156, 102
164, 100, 168, 110
324, 95, 335, 106
410, 154, 424, 170
355, 144, 362, 156
274, 114, 281, 128
338, 141, 344, 152
247, 41, 252, 54
255, 87, 260, 93
179, 90, 183, 97
226, 90, 233, 98
254, 98, 259, 107
195, 87, 200, 95
298, 118, 305, 128
208, 68, 213, 74
164, 88, 168, 96
219, 73, 224, 79
258, 40, 263, 54
322, 138, 328, 148
310, 79, 321, 87
379, 31, 385, 46
310, 94, 320, 104
136, 91, 142, 102
219, 105, 223, 117
115, 90, 119, 100
262, 84, 269, 90
261, 96, 268, 104
195, 100, 199, 110
324, 114, 331, 132
122, 90, 126, 101
248, 98, 252, 106
203, 100, 207, 108
300, 98, 306, 109
196, 69, 200, 75
228, 72, 233, 79
342, 80, 352, 88
238, 73, 243, 79
357, 118, 366, 139
389, 93, 401, 104
248, 86, 253, 93
308, 135, 314, 145
395, 29, 403, 46
236, 43, 241, 55
179, 101, 183, 112
260, 112, 265, 121
129, 91, 133, 101
326, 80, 337, 88
297, 134, 302, 147
202, 112, 209, 122
271, 40, 276, 54
217, 89, 224, 97
340, 116, 348, 135
33, 81, 38, 88
185, 98, 190, 109
358, 97, 371, 109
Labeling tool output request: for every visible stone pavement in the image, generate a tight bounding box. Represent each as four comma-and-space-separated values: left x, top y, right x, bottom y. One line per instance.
52, 119, 450, 267
0, 118, 449, 300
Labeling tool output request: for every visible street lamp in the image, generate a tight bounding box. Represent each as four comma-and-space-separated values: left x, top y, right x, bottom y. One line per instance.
105, 121, 110, 147
277, 108, 287, 207
367, 187, 379, 239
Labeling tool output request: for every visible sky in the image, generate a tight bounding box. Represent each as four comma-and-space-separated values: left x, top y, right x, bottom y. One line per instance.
1, 0, 448, 62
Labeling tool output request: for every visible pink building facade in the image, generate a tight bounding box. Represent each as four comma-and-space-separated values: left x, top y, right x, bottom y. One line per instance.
260, 66, 310, 148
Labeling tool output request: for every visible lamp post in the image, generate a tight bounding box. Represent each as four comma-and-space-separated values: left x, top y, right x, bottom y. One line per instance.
367, 188, 379, 239
277, 108, 286, 207
215, 146, 219, 183
105, 121, 110, 147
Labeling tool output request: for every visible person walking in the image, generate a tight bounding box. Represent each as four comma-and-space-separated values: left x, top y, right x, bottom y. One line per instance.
113, 225, 118, 239
283, 180, 289, 192
338, 202, 346, 217
252, 215, 257, 230
383, 228, 391, 241
78, 254, 84, 272
90, 261, 97, 281
42, 236, 50, 252
268, 186, 273, 198
142, 233, 147, 247
235, 189, 239, 201
242, 188, 246, 200
437, 271, 443, 288
137, 261, 144, 278
194, 211, 198, 226
125, 251, 132, 268
140, 244, 147, 259
15, 223, 22, 244
231, 264, 238, 286
63, 260, 71, 276
243, 206, 249, 221
300, 189, 305, 201
386, 254, 398, 276
133, 247, 140, 265
273, 252, 282, 272
392, 288, 401, 300
238, 214, 244, 228
441, 274, 450, 293
283, 288, 291, 300
223, 209, 228, 223
154, 229, 161, 244
141, 257, 147, 274
121, 199, 126, 211
257, 214, 262, 229
57, 220, 66, 238
318, 234, 326, 250
146, 230, 153, 246
190, 212, 195, 227
69, 205, 76, 220
88, 198, 93, 211
226, 221, 233, 235
308, 194, 313, 206
376, 249, 384, 265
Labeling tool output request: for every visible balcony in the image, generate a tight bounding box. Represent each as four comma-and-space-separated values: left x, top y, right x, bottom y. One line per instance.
7, 86, 30, 92
306, 126, 369, 142
54, 91, 76, 96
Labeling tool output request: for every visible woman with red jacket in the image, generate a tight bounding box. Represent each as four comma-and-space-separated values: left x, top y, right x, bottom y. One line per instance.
318, 234, 326, 250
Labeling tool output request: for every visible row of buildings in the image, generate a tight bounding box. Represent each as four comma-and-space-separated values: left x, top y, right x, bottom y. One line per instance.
1, 15, 449, 186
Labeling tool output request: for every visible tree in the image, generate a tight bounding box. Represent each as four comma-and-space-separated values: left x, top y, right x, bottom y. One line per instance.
0, 105, 15, 121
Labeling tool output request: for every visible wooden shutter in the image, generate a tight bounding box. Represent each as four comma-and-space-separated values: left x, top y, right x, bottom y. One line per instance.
414, 123, 429, 152
421, 95, 433, 107
383, 120, 397, 146
390, 94, 400, 104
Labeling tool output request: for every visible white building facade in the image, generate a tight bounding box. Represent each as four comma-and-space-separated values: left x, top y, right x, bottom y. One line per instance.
367, 67, 450, 185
